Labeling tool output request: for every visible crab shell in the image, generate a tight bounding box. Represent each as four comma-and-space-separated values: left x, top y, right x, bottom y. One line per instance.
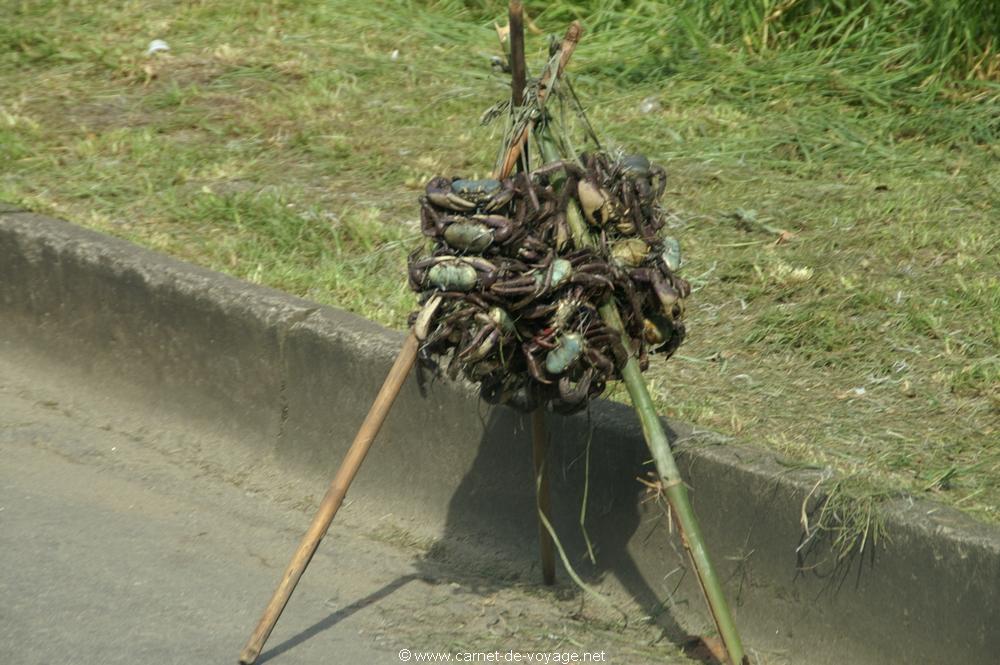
443, 222, 493, 252
544, 332, 584, 375
426, 260, 477, 291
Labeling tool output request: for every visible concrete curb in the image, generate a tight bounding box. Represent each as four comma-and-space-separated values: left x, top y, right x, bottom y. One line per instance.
1, 206, 997, 664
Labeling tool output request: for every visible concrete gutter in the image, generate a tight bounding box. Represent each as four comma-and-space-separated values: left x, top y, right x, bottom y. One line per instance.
1, 204, 997, 665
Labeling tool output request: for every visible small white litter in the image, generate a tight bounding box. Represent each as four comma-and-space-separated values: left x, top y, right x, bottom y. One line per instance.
639, 96, 661, 114
146, 39, 170, 56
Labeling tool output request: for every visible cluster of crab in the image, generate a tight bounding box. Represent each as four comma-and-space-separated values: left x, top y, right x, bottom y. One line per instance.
407, 152, 690, 413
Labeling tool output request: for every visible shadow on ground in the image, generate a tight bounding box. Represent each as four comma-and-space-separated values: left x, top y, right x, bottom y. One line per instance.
421, 402, 698, 646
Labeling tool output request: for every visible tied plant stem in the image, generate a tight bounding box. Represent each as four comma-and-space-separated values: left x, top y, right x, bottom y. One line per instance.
534, 127, 749, 665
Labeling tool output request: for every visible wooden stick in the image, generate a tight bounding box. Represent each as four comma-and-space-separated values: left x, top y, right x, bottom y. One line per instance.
238, 333, 419, 665
509, 0, 528, 174
509, 0, 553, 587
498, 21, 581, 179
530, 408, 556, 585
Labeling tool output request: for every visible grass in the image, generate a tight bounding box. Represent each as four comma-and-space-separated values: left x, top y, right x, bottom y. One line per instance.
1, 0, 997, 525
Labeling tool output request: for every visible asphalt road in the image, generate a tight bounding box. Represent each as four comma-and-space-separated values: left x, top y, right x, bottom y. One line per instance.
0, 350, 701, 665
0, 363, 413, 664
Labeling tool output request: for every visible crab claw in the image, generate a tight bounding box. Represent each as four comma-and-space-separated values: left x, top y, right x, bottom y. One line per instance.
524, 346, 553, 385
482, 185, 515, 212
576, 179, 612, 226
413, 294, 443, 341
554, 371, 594, 413
474, 214, 514, 242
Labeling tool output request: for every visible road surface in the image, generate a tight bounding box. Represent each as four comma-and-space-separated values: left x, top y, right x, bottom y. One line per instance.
0, 350, 701, 665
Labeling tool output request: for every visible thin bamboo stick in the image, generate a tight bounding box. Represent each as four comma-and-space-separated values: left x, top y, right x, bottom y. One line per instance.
531, 408, 556, 585
498, 21, 581, 179
238, 333, 419, 665
509, 0, 529, 174
534, 132, 748, 665
510, 0, 554, 588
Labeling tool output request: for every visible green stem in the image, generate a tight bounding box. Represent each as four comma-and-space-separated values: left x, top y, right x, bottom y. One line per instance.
535, 132, 747, 665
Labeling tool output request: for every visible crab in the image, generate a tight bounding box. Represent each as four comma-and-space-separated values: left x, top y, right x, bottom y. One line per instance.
456, 306, 518, 363
642, 312, 685, 357
611, 154, 668, 240
420, 201, 518, 251
609, 238, 650, 269
424, 176, 517, 213
408, 151, 689, 414
567, 152, 670, 240
617, 153, 667, 208
408, 254, 499, 292
410, 292, 514, 382
519, 300, 626, 402
548, 322, 629, 411
629, 266, 688, 322
488, 249, 614, 301
528, 159, 618, 229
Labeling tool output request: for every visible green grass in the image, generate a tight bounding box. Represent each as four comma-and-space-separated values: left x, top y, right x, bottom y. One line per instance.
1, 0, 997, 524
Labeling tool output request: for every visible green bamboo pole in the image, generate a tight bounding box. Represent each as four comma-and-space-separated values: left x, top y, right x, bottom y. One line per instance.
535, 133, 748, 665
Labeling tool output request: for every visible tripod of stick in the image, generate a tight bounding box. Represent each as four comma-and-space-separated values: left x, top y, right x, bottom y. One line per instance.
238, 9, 746, 665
